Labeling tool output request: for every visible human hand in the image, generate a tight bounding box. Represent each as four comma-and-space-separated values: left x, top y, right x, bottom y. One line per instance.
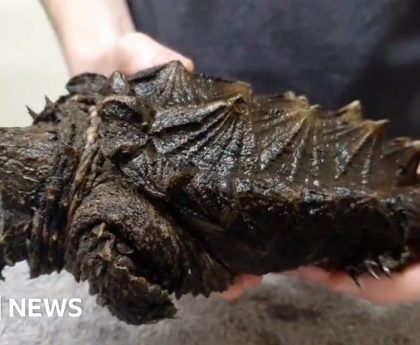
42, 0, 193, 76
69, 32, 194, 76
286, 264, 420, 304
222, 274, 263, 300
222, 263, 420, 304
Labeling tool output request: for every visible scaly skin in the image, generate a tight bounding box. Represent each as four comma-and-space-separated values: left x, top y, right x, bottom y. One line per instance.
1, 61, 420, 324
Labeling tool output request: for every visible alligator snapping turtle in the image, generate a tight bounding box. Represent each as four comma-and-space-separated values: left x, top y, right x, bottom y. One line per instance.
1, 61, 420, 324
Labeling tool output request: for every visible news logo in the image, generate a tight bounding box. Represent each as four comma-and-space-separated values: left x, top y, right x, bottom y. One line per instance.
0, 297, 83, 318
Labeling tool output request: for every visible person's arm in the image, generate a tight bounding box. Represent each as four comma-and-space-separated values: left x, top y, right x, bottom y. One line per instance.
41, 0, 193, 75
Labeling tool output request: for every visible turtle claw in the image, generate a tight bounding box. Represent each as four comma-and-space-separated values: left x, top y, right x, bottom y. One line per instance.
360, 257, 393, 280
347, 267, 363, 288
346, 256, 394, 286
364, 260, 380, 280
376, 257, 392, 279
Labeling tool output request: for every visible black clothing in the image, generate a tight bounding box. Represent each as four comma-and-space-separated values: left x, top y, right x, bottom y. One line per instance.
128, 0, 420, 136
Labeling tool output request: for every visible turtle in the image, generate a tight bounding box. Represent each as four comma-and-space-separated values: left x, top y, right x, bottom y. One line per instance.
1, 61, 420, 325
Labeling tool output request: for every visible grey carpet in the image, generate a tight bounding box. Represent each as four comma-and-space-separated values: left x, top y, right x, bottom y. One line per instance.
0, 263, 419, 345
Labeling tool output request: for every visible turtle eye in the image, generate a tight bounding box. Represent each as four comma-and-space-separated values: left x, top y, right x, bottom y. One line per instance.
98, 99, 151, 162
98, 98, 154, 127
99, 99, 140, 122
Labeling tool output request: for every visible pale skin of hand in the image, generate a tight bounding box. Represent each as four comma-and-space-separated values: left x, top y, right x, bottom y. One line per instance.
224, 264, 420, 304
41, 0, 193, 76
41, 0, 420, 305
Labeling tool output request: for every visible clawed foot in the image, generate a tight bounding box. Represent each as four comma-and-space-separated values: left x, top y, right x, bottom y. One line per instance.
345, 253, 407, 288
68, 223, 177, 325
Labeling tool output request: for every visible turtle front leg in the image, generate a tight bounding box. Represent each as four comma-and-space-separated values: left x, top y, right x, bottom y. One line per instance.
65, 175, 233, 324
68, 221, 176, 324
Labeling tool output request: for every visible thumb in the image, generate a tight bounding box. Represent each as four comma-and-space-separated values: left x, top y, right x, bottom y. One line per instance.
116, 32, 194, 75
